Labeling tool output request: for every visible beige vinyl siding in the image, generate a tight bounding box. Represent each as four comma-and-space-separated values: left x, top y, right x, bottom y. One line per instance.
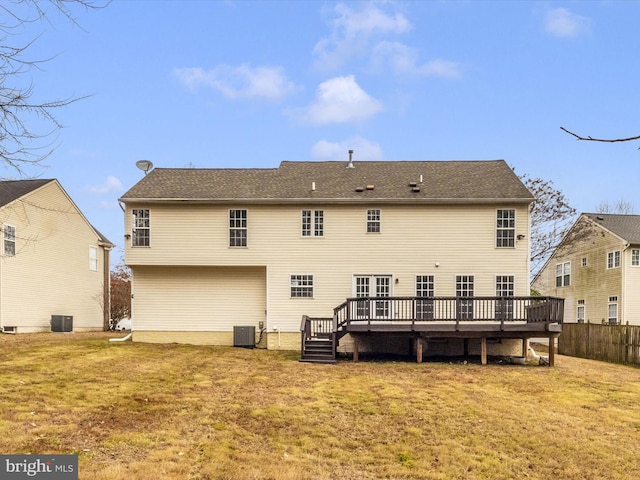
623, 247, 640, 324
126, 203, 529, 334
532, 217, 623, 324
0, 181, 106, 331
132, 266, 266, 332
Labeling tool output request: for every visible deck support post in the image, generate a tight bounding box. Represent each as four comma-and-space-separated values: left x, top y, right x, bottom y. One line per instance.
416, 337, 423, 363
353, 336, 359, 363
481, 337, 487, 365
548, 337, 555, 367
522, 338, 527, 357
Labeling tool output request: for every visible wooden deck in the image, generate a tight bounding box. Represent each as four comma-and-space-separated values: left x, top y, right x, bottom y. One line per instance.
301, 296, 564, 365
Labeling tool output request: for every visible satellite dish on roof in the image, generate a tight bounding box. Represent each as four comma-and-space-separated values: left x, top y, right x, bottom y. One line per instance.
135, 160, 154, 175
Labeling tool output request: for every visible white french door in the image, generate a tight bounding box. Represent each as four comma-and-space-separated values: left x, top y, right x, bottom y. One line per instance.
354, 275, 392, 319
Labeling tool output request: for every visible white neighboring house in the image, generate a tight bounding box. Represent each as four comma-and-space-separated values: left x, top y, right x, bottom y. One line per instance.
0, 179, 114, 333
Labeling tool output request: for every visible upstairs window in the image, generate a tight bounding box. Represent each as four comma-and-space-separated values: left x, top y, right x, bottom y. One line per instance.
555, 262, 570, 287
229, 209, 247, 247
3, 224, 15, 256
291, 275, 313, 298
132, 209, 150, 247
367, 209, 381, 233
496, 209, 515, 247
632, 249, 640, 266
302, 210, 324, 237
89, 246, 98, 271
607, 251, 621, 269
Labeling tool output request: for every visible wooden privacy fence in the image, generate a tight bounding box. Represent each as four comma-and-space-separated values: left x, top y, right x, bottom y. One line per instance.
559, 323, 640, 366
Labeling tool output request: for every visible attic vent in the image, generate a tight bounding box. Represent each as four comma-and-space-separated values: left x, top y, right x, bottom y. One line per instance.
409, 182, 418, 187
596, 216, 604, 221
411, 187, 421, 193
366, 185, 374, 190
355, 187, 364, 192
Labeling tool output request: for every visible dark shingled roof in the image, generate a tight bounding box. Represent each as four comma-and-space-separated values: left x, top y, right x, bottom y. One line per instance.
120, 160, 534, 204
0, 179, 114, 247
0, 179, 53, 207
584, 213, 640, 244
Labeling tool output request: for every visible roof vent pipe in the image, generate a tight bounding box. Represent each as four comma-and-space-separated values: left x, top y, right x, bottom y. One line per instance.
347, 149, 355, 168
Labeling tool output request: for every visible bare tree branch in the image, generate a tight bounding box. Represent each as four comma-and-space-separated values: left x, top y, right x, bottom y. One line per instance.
0, 0, 107, 174
560, 126, 640, 144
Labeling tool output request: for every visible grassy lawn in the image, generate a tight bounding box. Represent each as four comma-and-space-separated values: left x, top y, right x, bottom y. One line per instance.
2, 333, 640, 479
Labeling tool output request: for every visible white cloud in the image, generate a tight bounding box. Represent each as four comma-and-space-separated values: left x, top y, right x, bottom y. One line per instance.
372, 41, 462, 78
314, 2, 412, 71
297, 75, 382, 125
173, 64, 298, 100
545, 8, 591, 38
311, 136, 383, 160
86, 176, 123, 195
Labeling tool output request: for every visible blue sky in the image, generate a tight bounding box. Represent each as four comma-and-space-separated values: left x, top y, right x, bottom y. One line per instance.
11, 0, 640, 262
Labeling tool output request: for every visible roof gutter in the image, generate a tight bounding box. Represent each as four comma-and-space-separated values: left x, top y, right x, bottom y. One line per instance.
118, 197, 535, 206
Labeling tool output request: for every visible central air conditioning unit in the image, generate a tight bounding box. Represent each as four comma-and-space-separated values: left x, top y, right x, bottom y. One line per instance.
51, 315, 73, 332
233, 326, 256, 348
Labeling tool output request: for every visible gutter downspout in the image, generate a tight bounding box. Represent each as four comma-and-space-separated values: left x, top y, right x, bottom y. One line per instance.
110, 333, 132, 342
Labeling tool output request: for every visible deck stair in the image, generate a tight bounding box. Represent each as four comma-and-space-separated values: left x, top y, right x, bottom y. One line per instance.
300, 337, 336, 364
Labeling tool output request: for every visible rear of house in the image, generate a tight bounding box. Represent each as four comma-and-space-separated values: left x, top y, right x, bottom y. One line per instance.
121, 159, 543, 358
0, 179, 113, 333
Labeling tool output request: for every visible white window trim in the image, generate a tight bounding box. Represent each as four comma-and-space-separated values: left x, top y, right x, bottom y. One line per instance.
229, 209, 248, 248
366, 209, 381, 234
496, 209, 516, 248
89, 245, 98, 271
608, 302, 618, 325
3, 224, 15, 256
555, 261, 571, 287
607, 250, 621, 269
290, 274, 314, 298
632, 249, 640, 267
131, 209, 150, 247
301, 210, 324, 238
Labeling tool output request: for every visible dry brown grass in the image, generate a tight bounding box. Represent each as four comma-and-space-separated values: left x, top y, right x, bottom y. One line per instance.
1, 332, 640, 479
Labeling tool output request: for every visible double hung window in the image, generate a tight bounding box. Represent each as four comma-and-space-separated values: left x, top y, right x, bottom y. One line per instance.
229, 209, 247, 247
555, 262, 570, 287
496, 209, 515, 247
302, 210, 324, 237
132, 209, 150, 247
416, 275, 435, 320
3, 224, 15, 256
366, 209, 381, 233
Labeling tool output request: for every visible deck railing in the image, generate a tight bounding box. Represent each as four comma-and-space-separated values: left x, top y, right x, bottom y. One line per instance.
334, 296, 564, 331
